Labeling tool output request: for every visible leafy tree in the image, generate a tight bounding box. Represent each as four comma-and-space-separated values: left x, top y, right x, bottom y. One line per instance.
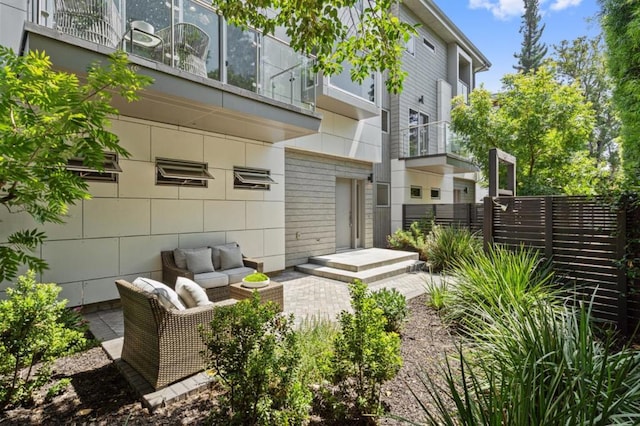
0, 48, 151, 282
451, 64, 600, 196
600, 0, 640, 188
514, 0, 548, 73
208, 0, 417, 93
553, 35, 620, 178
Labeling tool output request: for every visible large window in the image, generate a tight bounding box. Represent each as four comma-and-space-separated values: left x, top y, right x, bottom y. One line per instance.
408, 109, 429, 157
376, 183, 390, 207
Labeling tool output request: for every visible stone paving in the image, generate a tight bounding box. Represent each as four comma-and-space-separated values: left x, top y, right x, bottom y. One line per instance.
84, 269, 442, 410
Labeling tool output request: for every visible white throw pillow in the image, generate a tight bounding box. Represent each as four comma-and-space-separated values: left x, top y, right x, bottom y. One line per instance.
175, 277, 213, 308
132, 277, 186, 311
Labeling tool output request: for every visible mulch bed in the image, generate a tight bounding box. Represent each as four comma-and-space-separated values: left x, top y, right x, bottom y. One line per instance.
2, 294, 459, 425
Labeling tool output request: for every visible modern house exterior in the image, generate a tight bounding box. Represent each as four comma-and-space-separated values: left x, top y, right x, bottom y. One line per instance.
0, 0, 488, 307
373, 1, 491, 246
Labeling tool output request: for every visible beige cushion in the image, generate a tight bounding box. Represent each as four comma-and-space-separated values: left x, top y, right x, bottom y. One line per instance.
185, 247, 215, 274
132, 277, 186, 311
175, 277, 213, 308
219, 245, 244, 270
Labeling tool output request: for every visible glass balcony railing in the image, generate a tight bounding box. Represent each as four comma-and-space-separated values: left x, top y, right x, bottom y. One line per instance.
27, 0, 315, 111
400, 121, 470, 159
457, 79, 469, 103
329, 60, 375, 103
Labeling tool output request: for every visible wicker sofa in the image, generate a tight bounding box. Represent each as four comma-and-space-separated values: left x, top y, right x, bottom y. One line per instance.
115, 279, 235, 389
161, 242, 263, 302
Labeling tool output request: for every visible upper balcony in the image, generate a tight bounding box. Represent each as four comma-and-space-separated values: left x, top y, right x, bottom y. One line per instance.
399, 121, 477, 174
316, 61, 379, 120
24, 0, 321, 142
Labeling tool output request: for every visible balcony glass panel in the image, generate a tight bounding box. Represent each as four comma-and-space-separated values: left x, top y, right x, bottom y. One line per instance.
402, 121, 471, 159
457, 80, 469, 103
28, 0, 314, 110
329, 61, 375, 103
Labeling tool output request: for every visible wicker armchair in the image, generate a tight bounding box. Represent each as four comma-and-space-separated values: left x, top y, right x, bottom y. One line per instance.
54, 0, 123, 48
115, 279, 234, 389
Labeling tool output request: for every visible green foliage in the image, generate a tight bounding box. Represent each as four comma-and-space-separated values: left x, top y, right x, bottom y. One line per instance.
0, 272, 87, 410
424, 276, 450, 311
553, 35, 621, 181
514, 0, 548, 73
200, 293, 311, 425
371, 288, 408, 334
386, 220, 429, 260
45, 378, 71, 402
417, 302, 640, 425
243, 272, 269, 282
452, 63, 600, 196
600, 0, 640, 188
57, 307, 96, 352
445, 245, 558, 333
332, 280, 402, 420
208, 0, 417, 94
425, 225, 481, 272
297, 317, 338, 387
0, 47, 151, 282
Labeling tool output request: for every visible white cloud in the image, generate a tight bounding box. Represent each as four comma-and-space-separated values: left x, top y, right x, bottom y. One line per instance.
468, 0, 524, 20
549, 0, 582, 11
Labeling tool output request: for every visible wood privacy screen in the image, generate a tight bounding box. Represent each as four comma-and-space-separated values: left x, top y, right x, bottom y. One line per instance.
402, 196, 636, 334
483, 196, 628, 333
402, 203, 484, 233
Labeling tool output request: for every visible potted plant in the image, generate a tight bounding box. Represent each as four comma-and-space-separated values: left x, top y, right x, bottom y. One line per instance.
241, 272, 270, 289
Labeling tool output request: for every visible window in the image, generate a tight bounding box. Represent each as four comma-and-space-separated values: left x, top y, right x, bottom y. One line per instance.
381, 109, 389, 133
234, 166, 276, 190
408, 109, 429, 157
156, 158, 214, 187
430, 188, 441, 200
66, 152, 121, 182
410, 185, 422, 199
376, 183, 390, 207
423, 38, 435, 52
405, 36, 415, 56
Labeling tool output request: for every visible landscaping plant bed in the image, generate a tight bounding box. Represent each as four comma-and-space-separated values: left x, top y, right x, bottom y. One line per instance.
2, 295, 457, 425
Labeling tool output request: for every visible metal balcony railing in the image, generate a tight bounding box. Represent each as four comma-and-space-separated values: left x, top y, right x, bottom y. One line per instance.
400, 121, 470, 159
27, 0, 316, 111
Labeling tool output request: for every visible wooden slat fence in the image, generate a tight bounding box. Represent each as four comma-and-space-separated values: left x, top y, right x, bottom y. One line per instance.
484, 196, 629, 333
402, 203, 483, 233
402, 196, 640, 335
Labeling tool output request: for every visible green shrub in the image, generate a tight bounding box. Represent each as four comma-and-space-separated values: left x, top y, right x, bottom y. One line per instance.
57, 306, 96, 352
0, 271, 87, 410
445, 244, 558, 333
332, 280, 402, 420
371, 288, 408, 334
387, 221, 429, 260
200, 293, 311, 425
425, 225, 481, 272
424, 276, 450, 311
417, 302, 640, 424
297, 317, 338, 387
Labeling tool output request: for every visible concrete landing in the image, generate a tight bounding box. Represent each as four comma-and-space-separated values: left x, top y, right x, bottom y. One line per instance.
296, 248, 424, 283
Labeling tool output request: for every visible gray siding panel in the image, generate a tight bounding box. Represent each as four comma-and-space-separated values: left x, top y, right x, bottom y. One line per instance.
285, 150, 373, 267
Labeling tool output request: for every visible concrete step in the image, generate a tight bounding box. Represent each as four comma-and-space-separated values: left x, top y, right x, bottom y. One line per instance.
308, 248, 419, 272
295, 259, 424, 284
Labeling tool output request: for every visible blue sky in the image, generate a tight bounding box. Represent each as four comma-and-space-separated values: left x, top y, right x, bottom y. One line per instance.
436, 0, 602, 92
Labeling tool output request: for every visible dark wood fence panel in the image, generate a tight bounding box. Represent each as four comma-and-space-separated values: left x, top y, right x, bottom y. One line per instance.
485, 195, 627, 332
402, 203, 483, 232
403, 196, 638, 334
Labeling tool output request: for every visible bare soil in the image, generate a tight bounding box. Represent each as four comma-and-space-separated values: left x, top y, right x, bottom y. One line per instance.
2, 295, 458, 425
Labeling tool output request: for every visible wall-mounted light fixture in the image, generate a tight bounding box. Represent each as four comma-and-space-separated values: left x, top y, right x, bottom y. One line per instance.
418, 95, 424, 104
367, 173, 374, 183
463, 186, 468, 194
